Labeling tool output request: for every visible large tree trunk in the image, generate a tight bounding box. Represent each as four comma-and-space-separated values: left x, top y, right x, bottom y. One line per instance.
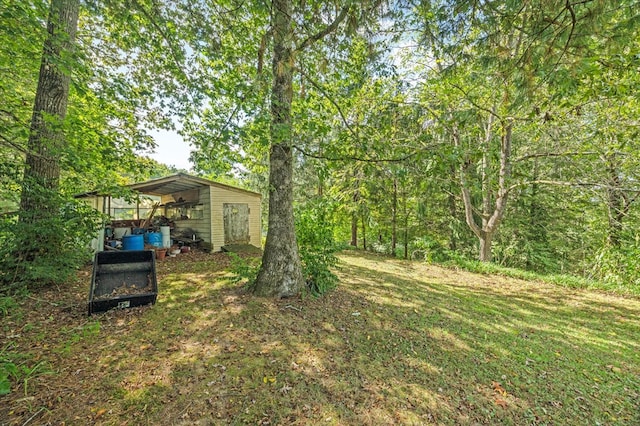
253, 0, 304, 297
20, 0, 79, 214
254, 1, 350, 297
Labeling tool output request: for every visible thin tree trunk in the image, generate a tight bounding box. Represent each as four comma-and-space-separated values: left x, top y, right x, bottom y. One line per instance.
604, 154, 626, 248
479, 230, 493, 262
447, 163, 458, 251
480, 112, 494, 236
526, 159, 540, 270
317, 148, 324, 196
391, 177, 397, 257
253, 0, 304, 297
447, 192, 457, 251
350, 187, 359, 247
361, 214, 367, 251
351, 214, 358, 247
403, 187, 408, 259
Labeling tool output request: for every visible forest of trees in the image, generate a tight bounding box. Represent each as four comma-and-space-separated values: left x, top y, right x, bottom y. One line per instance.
1, 0, 639, 295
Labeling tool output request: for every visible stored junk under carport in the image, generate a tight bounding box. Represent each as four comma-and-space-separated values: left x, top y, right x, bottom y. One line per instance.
79, 173, 263, 253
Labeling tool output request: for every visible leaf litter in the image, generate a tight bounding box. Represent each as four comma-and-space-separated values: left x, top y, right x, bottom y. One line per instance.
0, 250, 639, 425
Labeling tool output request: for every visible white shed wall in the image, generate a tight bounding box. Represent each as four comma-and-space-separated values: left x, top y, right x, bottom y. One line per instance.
210, 185, 261, 251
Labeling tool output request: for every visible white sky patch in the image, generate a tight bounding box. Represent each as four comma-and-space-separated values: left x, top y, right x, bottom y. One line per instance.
148, 128, 193, 171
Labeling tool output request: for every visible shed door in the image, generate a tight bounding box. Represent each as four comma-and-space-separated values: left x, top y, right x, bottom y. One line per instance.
223, 203, 250, 244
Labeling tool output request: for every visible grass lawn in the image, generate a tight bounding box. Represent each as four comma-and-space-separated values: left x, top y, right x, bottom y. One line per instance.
1, 250, 639, 425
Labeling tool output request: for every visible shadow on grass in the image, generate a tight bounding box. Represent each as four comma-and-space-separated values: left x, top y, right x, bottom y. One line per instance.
332, 253, 639, 424
2, 251, 639, 425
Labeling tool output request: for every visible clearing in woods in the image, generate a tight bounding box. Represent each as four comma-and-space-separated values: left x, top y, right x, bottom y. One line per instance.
1, 251, 639, 425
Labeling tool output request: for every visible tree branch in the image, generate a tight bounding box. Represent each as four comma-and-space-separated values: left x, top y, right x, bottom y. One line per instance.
0, 133, 29, 156
625, 191, 640, 210
292, 144, 416, 164
514, 151, 599, 162
130, 0, 193, 87
454, 127, 483, 238
295, 5, 351, 52
0, 108, 24, 123
448, 82, 504, 120
297, 66, 359, 141
506, 179, 640, 194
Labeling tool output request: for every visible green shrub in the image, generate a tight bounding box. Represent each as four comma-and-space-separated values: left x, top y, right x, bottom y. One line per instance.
0, 296, 18, 317
369, 240, 390, 255
0, 192, 103, 293
590, 244, 640, 293
295, 199, 344, 296
231, 199, 343, 297
0, 360, 15, 396
409, 236, 452, 262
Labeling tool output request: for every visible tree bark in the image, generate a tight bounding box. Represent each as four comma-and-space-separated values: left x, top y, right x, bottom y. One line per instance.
447, 192, 458, 251
254, 0, 351, 296
391, 177, 397, 256
403, 187, 408, 259
447, 163, 458, 251
456, 116, 512, 262
350, 213, 358, 247
350, 187, 359, 247
361, 214, 367, 251
604, 154, 632, 248
253, 0, 304, 297
479, 230, 493, 262
20, 0, 79, 214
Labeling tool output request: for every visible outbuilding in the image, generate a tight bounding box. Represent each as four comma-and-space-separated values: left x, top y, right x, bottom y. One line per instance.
81, 173, 262, 252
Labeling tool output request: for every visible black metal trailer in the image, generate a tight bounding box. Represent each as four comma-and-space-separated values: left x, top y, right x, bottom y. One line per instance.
88, 250, 158, 315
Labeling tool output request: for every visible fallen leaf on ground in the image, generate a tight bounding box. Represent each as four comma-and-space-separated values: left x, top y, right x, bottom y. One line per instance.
492, 381, 507, 396
495, 398, 508, 408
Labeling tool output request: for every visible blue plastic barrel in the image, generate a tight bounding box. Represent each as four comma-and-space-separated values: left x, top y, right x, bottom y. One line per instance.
122, 234, 144, 251
145, 232, 163, 248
